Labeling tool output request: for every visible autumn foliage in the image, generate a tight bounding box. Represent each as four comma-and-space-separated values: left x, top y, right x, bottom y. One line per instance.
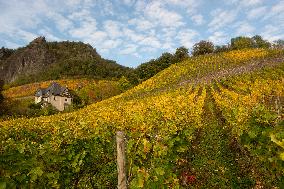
0, 48, 284, 188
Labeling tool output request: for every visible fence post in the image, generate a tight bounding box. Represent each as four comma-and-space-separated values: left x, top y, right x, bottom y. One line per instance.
116, 131, 127, 189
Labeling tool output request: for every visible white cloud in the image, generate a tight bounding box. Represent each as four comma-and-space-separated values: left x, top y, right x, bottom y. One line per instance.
242, 0, 263, 7
176, 29, 199, 48
143, 1, 185, 28
271, 1, 284, 13
164, 0, 201, 15
100, 0, 114, 16
0, 1, 43, 33
160, 28, 177, 39
161, 42, 175, 51
209, 31, 228, 44
138, 36, 161, 48
17, 30, 38, 42
68, 9, 94, 22
119, 44, 138, 55
122, 0, 135, 6
38, 29, 62, 41
226, 0, 263, 7
261, 25, 284, 42
4, 40, 22, 49
234, 22, 255, 36
101, 39, 122, 51
134, 0, 147, 12
103, 20, 122, 38
64, 0, 82, 8
69, 20, 97, 39
90, 31, 108, 42
47, 12, 74, 32
191, 14, 204, 25
128, 17, 154, 31
247, 6, 267, 20
263, 1, 284, 24
123, 28, 145, 42
208, 9, 237, 31
140, 46, 157, 53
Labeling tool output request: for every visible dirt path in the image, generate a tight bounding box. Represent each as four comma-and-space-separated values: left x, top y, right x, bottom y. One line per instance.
186, 89, 257, 188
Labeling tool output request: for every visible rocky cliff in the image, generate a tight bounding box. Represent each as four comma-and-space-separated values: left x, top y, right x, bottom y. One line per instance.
0, 37, 130, 85
0, 37, 54, 83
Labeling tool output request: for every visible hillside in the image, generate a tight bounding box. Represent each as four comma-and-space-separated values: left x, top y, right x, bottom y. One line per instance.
1, 78, 126, 118
0, 37, 133, 86
0, 49, 284, 188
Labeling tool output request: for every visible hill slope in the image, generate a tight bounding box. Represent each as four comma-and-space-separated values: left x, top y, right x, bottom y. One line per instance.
0, 49, 284, 188
0, 37, 132, 85
0, 78, 125, 119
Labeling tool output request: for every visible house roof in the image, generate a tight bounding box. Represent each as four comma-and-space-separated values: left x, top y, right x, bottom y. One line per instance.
35, 82, 71, 97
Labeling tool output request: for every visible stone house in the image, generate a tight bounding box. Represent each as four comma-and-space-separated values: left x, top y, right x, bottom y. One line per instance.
35, 82, 72, 111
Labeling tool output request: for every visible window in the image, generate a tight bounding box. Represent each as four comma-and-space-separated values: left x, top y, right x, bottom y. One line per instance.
65, 98, 67, 102
54, 96, 56, 100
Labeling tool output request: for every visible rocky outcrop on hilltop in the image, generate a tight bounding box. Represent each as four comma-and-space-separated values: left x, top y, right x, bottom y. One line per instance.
0, 37, 55, 83
0, 37, 130, 85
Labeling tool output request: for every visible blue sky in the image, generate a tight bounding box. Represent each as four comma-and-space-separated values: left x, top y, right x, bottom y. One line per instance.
0, 0, 284, 67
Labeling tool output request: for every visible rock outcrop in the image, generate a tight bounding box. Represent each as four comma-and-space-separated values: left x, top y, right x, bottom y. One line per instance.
0, 36, 129, 85
0, 36, 55, 83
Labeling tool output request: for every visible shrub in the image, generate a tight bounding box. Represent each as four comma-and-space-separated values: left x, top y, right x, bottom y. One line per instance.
231, 36, 254, 50
252, 35, 271, 49
192, 40, 214, 56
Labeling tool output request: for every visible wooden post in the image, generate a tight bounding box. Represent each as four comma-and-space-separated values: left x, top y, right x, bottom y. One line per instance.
116, 131, 127, 189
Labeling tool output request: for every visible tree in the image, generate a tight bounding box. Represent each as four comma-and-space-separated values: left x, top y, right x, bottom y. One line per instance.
273, 39, 284, 49
174, 46, 189, 62
214, 45, 230, 53
136, 52, 176, 82
252, 35, 271, 48
118, 76, 132, 92
192, 40, 214, 56
230, 36, 254, 49
0, 80, 4, 104
158, 52, 174, 67
0, 80, 5, 116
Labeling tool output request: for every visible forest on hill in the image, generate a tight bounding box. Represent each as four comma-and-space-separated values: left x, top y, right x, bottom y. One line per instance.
0, 40, 284, 188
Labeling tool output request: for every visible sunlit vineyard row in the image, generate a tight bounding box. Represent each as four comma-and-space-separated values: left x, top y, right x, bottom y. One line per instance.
213, 78, 283, 136
0, 49, 284, 188
211, 65, 284, 186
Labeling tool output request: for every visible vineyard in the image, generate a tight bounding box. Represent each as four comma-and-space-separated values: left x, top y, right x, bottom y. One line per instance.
1, 79, 125, 119
3, 78, 122, 102
0, 49, 284, 188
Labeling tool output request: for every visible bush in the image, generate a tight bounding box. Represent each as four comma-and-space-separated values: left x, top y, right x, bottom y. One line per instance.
252, 35, 271, 49
192, 40, 214, 56
135, 47, 188, 82
118, 76, 132, 92
214, 45, 230, 53
273, 39, 284, 49
173, 46, 189, 62
0, 80, 4, 105
231, 36, 254, 50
